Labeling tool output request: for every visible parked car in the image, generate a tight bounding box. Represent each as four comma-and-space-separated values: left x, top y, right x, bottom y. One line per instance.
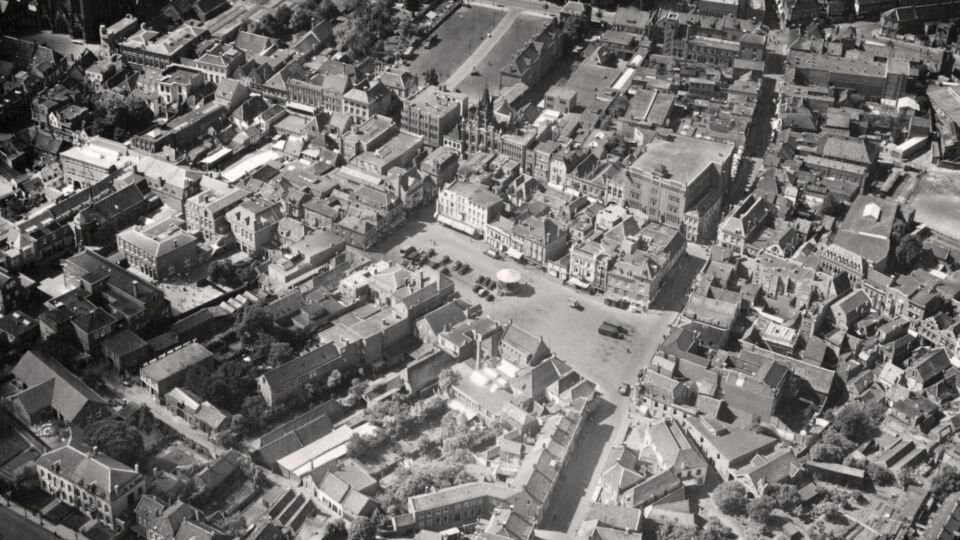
427, 248, 436, 257
441, 255, 451, 264
473, 285, 482, 293
441, 267, 451, 275
618, 383, 631, 396
431, 262, 442, 270
459, 264, 471, 275
568, 299, 583, 311
453, 261, 463, 271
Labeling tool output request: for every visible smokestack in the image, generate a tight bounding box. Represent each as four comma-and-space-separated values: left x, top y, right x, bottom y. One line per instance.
131, 280, 139, 297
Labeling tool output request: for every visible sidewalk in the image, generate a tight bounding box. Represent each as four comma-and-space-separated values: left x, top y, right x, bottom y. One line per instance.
0, 496, 80, 540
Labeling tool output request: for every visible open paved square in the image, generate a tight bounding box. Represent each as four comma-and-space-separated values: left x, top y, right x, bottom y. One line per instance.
448, 12, 552, 100
408, 5, 505, 83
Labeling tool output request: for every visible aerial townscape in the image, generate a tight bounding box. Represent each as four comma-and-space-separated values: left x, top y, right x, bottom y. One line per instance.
3, 0, 960, 538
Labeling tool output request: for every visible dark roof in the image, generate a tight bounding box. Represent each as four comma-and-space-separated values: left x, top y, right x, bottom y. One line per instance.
12, 351, 108, 423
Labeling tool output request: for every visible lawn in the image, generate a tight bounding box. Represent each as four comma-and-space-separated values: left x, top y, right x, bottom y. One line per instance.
454, 14, 550, 100
408, 6, 505, 83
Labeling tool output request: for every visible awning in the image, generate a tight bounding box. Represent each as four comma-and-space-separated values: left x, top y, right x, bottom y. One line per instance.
506, 248, 524, 261
567, 277, 590, 290
436, 215, 477, 236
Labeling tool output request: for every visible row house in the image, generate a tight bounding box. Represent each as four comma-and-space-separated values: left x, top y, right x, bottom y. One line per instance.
605, 222, 686, 311
185, 186, 252, 246
117, 218, 204, 282
226, 198, 283, 257
436, 182, 505, 238
485, 216, 568, 268
37, 445, 146, 529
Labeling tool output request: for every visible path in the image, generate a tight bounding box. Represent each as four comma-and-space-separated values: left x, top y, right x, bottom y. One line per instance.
444, 8, 521, 90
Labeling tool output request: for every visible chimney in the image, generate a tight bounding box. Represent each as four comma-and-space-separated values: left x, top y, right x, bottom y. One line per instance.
131, 280, 139, 297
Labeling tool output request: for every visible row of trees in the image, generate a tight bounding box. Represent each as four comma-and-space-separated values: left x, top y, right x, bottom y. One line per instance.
254, 0, 340, 41
333, 0, 395, 59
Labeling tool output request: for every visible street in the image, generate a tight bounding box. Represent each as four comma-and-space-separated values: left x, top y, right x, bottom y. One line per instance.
0, 501, 69, 540
373, 207, 695, 533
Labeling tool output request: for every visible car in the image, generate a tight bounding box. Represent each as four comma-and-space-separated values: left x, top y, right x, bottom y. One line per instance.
441, 255, 451, 264
427, 248, 436, 258
618, 383, 631, 396
475, 276, 484, 284
478, 288, 487, 298
459, 264, 471, 275
441, 267, 451, 275
568, 299, 583, 311
472, 285, 482, 293
431, 262, 442, 270
485, 294, 494, 302
484, 249, 502, 260
453, 261, 463, 271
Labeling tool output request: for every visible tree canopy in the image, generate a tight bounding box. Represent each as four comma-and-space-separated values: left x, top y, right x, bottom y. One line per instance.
712, 482, 748, 516
347, 516, 377, 540
85, 418, 145, 466
895, 235, 924, 271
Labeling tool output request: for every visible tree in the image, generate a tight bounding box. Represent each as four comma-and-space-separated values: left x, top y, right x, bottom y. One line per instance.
441, 410, 463, 438
809, 442, 846, 463
931, 466, 960, 503
748, 496, 776, 528
712, 481, 748, 516
347, 379, 368, 406
700, 518, 736, 540
14, 463, 39, 490
423, 68, 440, 86
403, 0, 419, 12
209, 259, 238, 286
327, 369, 343, 390
85, 418, 145, 466
561, 14, 586, 45
815, 501, 844, 524
234, 304, 274, 346
832, 403, 875, 443
821, 192, 845, 217
267, 341, 293, 366
438, 368, 460, 394
322, 519, 346, 540
896, 235, 924, 271
347, 516, 377, 540
765, 483, 801, 514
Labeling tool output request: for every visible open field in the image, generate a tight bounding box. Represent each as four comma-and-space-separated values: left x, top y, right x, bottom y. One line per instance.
452, 13, 550, 100
407, 6, 505, 83
906, 165, 960, 240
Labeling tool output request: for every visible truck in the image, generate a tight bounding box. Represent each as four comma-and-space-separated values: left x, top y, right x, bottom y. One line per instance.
598, 322, 624, 339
